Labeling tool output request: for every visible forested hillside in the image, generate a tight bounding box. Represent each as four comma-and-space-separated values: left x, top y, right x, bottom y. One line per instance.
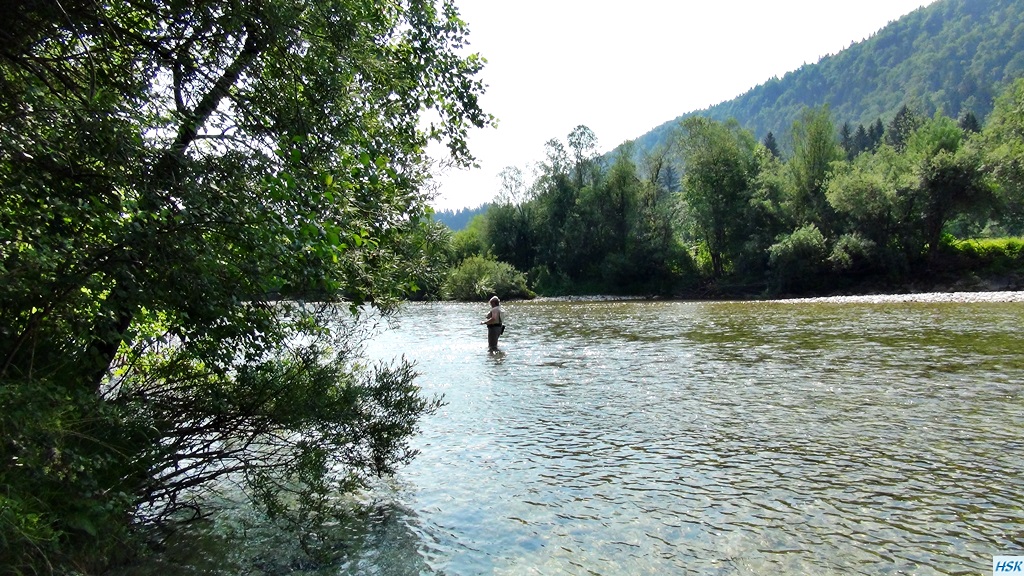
443, 83, 1024, 301
433, 0, 1024, 303
633, 0, 1024, 153
434, 204, 490, 230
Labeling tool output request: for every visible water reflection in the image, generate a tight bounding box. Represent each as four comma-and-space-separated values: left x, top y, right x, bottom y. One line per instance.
114, 486, 442, 576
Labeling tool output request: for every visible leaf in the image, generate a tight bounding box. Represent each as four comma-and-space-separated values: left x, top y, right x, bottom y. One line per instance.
68, 514, 98, 537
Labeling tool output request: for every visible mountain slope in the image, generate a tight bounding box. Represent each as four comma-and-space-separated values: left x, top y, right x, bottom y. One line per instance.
433, 203, 489, 231
632, 0, 1024, 152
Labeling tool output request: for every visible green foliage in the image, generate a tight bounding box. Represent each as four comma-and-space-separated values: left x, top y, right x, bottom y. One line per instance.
444, 126, 695, 297
981, 78, 1024, 233
905, 114, 994, 256
887, 105, 926, 151
0, 0, 489, 571
678, 118, 759, 279
825, 112, 996, 271
768, 225, 830, 293
738, 146, 790, 276
1, 379, 141, 573
826, 144, 917, 269
763, 132, 781, 159
242, 355, 444, 527
907, 114, 963, 158
443, 256, 534, 301
786, 107, 844, 234
946, 237, 1024, 273
402, 219, 456, 300
442, 80, 1024, 299
450, 215, 488, 263
828, 233, 879, 273
483, 200, 537, 274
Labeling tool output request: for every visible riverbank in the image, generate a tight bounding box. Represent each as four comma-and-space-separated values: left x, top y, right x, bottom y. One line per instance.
529, 290, 1024, 304
772, 290, 1024, 304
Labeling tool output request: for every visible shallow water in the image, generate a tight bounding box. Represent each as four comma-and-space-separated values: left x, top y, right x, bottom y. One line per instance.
123, 299, 1024, 575
356, 299, 1024, 575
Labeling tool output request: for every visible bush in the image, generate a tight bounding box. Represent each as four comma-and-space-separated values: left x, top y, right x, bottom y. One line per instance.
828, 233, 879, 272
946, 237, 1024, 272
444, 256, 534, 301
528, 265, 566, 296
768, 225, 830, 293
0, 379, 141, 573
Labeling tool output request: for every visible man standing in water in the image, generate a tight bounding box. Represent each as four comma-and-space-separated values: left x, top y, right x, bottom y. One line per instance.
481, 295, 504, 351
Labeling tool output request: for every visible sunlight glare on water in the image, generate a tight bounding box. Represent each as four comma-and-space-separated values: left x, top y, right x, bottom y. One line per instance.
356, 299, 1024, 575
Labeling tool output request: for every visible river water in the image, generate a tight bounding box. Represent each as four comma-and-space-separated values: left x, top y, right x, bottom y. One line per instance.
130, 298, 1024, 575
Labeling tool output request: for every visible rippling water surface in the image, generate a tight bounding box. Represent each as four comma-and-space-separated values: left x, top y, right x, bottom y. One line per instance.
124, 299, 1024, 575
351, 299, 1024, 575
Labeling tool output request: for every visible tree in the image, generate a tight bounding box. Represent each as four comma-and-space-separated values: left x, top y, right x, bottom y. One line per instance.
403, 219, 457, 300
640, 139, 677, 193
905, 115, 992, 257
497, 166, 530, 206
483, 199, 536, 274
678, 117, 758, 279
742, 145, 790, 279
619, 138, 691, 293
786, 107, 844, 236
763, 131, 781, 159
959, 110, 981, 133
853, 124, 872, 156
886, 105, 924, 151
567, 124, 601, 190
826, 145, 918, 272
868, 118, 886, 150
484, 166, 537, 272
840, 122, 855, 160
581, 144, 642, 285
980, 78, 1024, 233
0, 0, 489, 570
530, 138, 573, 279
530, 130, 606, 285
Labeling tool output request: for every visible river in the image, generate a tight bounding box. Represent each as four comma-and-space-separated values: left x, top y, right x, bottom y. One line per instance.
127, 298, 1024, 575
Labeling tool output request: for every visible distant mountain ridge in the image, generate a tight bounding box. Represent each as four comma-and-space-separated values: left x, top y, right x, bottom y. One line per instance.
433, 203, 489, 231
631, 0, 1024, 153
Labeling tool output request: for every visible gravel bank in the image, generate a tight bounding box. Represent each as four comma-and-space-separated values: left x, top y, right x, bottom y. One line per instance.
770, 291, 1024, 304
532, 291, 1024, 304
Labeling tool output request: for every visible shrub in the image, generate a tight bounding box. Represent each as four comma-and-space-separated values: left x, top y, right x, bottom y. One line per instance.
947, 237, 1024, 272
444, 256, 534, 301
0, 379, 141, 573
768, 225, 830, 293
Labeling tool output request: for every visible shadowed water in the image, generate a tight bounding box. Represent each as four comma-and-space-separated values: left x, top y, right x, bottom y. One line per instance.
120, 299, 1024, 575
356, 299, 1024, 575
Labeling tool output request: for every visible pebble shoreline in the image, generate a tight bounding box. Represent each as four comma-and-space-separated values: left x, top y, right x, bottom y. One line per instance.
533, 291, 1024, 304
768, 291, 1024, 304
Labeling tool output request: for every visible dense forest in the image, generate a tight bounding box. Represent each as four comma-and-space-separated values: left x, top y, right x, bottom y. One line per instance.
633, 0, 1024, 156
436, 82, 1024, 300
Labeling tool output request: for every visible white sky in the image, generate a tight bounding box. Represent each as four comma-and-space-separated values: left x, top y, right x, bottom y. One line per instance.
429, 0, 937, 212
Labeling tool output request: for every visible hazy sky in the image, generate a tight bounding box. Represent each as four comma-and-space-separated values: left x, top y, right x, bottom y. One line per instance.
430, 0, 937, 211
